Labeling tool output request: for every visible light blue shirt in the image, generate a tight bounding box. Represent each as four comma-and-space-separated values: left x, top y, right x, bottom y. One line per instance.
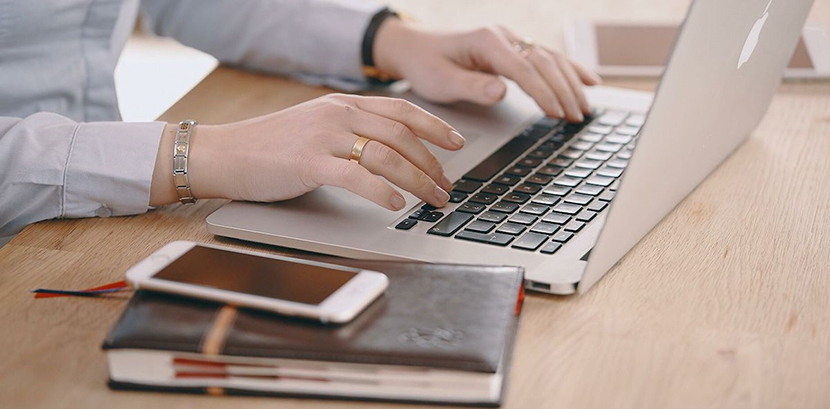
0, 0, 381, 245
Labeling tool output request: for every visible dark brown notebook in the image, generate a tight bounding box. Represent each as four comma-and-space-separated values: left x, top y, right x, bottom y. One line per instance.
103, 260, 524, 406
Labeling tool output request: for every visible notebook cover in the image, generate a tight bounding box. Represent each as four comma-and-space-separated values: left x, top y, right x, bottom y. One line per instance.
103, 260, 524, 374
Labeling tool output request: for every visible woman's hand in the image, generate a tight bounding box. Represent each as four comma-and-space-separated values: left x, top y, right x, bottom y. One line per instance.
150, 94, 463, 211
373, 20, 602, 123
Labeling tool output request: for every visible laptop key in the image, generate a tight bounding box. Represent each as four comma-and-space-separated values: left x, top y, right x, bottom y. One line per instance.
453, 179, 482, 193
617, 149, 633, 159
456, 231, 515, 246
469, 192, 498, 205
457, 202, 486, 214
505, 166, 532, 177
598, 190, 616, 202
517, 158, 542, 168
587, 200, 609, 212
526, 174, 552, 185
422, 211, 444, 222
626, 114, 645, 127
531, 195, 559, 206
597, 111, 628, 126
543, 185, 571, 196
542, 213, 571, 224
527, 149, 554, 159
615, 126, 640, 136
570, 141, 594, 151
549, 157, 573, 168
575, 184, 603, 196
580, 133, 604, 143
496, 222, 527, 235
536, 166, 563, 177
586, 176, 615, 187
576, 210, 598, 222
607, 158, 628, 169
597, 166, 623, 178
553, 176, 581, 187
421, 203, 437, 211
481, 184, 510, 195
491, 201, 520, 213
585, 150, 613, 161
551, 231, 574, 243
574, 159, 603, 169
503, 192, 532, 204
563, 220, 586, 232
540, 241, 562, 254
514, 183, 541, 195
520, 204, 549, 216
427, 212, 473, 236
595, 143, 623, 153
512, 232, 549, 251
493, 175, 522, 186
465, 220, 496, 233
463, 136, 537, 182
449, 191, 467, 203
564, 193, 593, 205
553, 203, 581, 215
587, 125, 613, 135
530, 222, 559, 235
395, 219, 418, 230
478, 210, 508, 223
609, 180, 620, 191
559, 149, 583, 160
564, 168, 592, 179
509, 213, 538, 225
606, 134, 633, 144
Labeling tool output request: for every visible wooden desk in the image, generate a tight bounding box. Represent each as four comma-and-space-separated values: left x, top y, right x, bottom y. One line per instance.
2, 1, 829, 408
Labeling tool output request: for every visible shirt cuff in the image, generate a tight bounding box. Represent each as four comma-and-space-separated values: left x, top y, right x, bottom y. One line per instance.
63, 121, 166, 219
293, 0, 384, 81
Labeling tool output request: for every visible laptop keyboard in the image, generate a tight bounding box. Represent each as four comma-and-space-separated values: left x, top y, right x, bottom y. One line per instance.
395, 109, 644, 255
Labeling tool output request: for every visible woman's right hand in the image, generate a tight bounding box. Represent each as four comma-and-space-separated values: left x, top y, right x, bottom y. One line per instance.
150, 94, 464, 211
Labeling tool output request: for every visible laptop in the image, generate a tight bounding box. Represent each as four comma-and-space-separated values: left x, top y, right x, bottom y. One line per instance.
207, 0, 814, 295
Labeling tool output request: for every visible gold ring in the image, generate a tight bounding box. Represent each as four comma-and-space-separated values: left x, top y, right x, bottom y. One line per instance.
349, 136, 371, 164
512, 38, 535, 58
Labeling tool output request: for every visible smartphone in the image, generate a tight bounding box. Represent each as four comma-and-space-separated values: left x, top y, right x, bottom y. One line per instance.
566, 21, 830, 79
125, 241, 388, 324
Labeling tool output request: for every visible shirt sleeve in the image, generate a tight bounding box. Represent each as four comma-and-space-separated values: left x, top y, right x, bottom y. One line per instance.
140, 0, 383, 90
0, 113, 165, 243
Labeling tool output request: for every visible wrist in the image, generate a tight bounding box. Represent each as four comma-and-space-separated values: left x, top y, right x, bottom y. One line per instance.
373, 17, 416, 81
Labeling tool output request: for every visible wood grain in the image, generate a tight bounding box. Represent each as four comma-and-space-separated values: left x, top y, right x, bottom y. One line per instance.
2, 0, 829, 408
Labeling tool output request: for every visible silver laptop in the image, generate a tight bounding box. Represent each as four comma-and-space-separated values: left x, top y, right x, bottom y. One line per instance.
207, 0, 814, 295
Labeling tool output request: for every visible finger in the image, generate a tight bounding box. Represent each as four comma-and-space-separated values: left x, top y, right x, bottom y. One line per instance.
359, 140, 450, 208
470, 33, 566, 118
527, 49, 584, 122
542, 47, 601, 85
433, 62, 507, 106
553, 53, 593, 115
312, 156, 407, 211
344, 109, 452, 192
346, 95, 465, 150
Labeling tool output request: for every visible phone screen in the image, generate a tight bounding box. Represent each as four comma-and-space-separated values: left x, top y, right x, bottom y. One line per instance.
153, 246, 357, 305
595, 24, 814, 69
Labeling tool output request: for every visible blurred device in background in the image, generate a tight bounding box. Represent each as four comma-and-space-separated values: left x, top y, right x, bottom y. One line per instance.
566, 21, 830, 79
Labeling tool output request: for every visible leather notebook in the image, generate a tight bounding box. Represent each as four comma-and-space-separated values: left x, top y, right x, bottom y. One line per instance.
103, 259, 524, 406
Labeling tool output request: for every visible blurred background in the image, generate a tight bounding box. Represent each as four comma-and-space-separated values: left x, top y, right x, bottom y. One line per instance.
115, 0, 829, 122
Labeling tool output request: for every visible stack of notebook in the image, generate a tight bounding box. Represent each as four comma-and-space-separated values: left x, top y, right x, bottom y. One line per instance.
103, 259, 524, 406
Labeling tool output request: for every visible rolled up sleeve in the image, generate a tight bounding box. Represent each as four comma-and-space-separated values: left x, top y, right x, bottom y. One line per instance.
0, 113, 164, 243
140, 0, 382, 88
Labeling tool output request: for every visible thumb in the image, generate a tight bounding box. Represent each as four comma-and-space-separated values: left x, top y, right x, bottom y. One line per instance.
441, 66, 507, 106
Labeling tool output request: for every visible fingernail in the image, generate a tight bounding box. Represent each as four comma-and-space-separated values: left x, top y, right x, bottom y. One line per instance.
434, 186, 450, 204
575, 112, 585, 122
449, 130, 466, 148
486, 81, 506, 100
555, 106, 566, 118
441, 175, 454, 192
390, 193, 406, 210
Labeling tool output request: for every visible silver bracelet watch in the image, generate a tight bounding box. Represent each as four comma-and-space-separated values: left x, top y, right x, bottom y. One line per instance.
173, 120, 198, 205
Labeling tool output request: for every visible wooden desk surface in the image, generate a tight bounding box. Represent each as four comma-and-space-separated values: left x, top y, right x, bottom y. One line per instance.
2, 1, 829, 408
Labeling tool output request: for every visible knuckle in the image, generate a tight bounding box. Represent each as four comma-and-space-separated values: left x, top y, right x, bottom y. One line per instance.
375, 143, 400, 168
390, 121, 410, 140
392, 98, 415, 114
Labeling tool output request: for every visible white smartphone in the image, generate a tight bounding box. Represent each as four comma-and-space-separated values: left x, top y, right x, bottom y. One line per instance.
125, 241, 389, 324
566, 21, 830, 79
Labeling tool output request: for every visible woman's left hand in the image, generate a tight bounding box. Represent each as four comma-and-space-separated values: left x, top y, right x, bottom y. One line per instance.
373, 19, 602, 123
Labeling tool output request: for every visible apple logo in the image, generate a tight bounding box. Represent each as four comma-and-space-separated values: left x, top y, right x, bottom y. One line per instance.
738, 0, 773, 69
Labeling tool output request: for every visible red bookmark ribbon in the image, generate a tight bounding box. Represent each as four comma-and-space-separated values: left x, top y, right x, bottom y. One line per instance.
32, 280, 129, 299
